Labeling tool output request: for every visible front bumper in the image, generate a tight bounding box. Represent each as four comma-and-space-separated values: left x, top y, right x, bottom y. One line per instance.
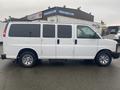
111, 52, 120, 59
114, 39, 120, 43
112, 44, 120, 59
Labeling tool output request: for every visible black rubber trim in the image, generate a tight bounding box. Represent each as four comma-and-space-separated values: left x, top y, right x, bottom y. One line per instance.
1, 54, 6, 59
111, 52, 120, 59
116, 44, 118, 53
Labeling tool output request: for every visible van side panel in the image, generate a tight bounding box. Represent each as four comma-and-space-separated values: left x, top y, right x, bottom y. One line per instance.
3, 23, 42, 59
4, 38, 42, 59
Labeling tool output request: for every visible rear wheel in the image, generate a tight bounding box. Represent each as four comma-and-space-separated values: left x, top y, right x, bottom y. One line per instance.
19, 51, 37, 68
95, 51, 112, 67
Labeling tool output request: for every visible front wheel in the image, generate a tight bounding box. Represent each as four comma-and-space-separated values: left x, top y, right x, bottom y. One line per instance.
19, 51, 37, 68
95, 51, 112, 67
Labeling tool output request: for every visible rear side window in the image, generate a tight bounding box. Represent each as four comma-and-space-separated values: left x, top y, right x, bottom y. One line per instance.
43, 24, 55, 38
9, 24, 40, 37
57, 25, 72, 38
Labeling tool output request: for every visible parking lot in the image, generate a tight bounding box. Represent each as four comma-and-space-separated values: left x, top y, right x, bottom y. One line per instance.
0, 45, 120, 90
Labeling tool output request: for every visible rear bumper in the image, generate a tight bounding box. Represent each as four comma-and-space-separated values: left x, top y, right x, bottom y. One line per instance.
1, 54, 6, 59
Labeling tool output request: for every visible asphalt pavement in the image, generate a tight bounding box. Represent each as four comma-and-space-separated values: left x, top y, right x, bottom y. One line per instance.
0, 44, 120, 90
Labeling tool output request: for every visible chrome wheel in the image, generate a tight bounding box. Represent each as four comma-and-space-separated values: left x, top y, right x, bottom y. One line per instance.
22, 54, 34, 66
95, 51, 112, 67
99, 54, 110, 65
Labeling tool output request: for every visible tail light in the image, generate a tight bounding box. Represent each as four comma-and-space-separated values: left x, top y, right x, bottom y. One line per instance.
3, 23, 8, 37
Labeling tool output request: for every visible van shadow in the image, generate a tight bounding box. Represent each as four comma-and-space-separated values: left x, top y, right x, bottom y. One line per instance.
39, 59, 96, 67
1, 59, 97, 71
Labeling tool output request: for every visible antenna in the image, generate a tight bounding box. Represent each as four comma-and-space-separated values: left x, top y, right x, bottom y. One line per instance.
48, 6, 51, 9
63, 5, 66, 8
77, 6, 81, 10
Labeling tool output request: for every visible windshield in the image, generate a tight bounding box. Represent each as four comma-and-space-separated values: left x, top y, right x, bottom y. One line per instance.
107, 26, 119, 34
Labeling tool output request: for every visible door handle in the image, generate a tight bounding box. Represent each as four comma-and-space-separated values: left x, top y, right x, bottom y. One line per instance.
57, 39, 60, 44
75, 39, 77, 44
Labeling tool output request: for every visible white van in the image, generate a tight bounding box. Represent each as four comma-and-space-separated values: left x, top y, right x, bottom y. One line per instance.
1, 22, 119, 67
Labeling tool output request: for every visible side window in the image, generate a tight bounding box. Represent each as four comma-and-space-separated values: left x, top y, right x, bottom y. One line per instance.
57, 25, 72, 38
43, 24, 55, 38
77, 25, 99, 39
9, 24, 40, 37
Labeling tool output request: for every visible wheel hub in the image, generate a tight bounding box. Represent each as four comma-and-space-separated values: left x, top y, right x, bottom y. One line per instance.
99, 54, 109, 65
22, 54, 33, 66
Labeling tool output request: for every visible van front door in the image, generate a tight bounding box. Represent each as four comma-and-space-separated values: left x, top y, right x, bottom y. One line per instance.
41, 24, 56, 58
56, 25, 74, 59
74, 25, 99, 59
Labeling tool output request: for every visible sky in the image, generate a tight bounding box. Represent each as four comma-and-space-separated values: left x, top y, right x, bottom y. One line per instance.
0, 0, 119, 25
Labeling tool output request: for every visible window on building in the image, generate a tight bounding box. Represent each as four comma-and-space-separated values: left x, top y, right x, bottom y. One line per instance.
9, 24, 40, 37
43, 24, 55, 38
57, 25, 72, 38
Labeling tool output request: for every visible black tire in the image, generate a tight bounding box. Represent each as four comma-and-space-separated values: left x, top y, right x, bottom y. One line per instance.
95, 51, 112, 67
18, 51, 37, 68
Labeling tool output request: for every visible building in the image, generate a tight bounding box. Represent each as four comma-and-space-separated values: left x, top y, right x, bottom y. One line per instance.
9, 6, 94, 23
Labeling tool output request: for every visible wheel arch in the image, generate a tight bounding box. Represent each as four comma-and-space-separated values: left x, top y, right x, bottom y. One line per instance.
17, 48, 38, 59
95, 49, 112, 59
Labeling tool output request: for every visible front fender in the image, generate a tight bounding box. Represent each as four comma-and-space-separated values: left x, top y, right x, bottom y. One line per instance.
98, 39, 117, 52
